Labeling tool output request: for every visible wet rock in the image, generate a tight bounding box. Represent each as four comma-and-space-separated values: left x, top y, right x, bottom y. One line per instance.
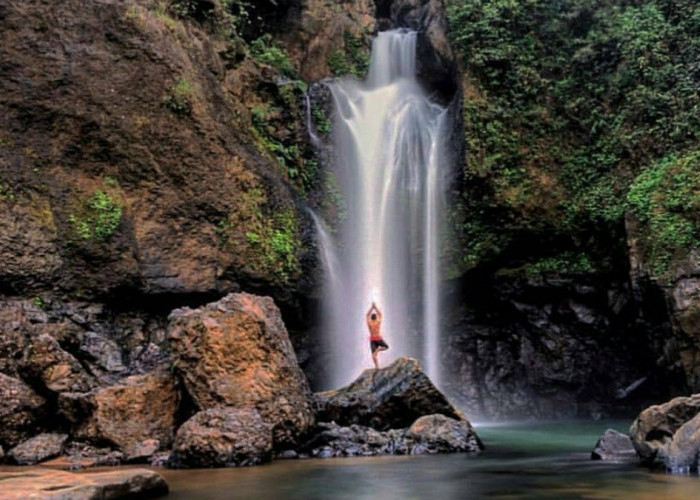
314, 357, 462, 431
123, 439, 160, 464
404, 414, 482, 454
630, 394, 700, 465
59, 373, 178, 452
590, 429, 637, 462
57, 442, 124, 469
657, 412, 700, 472
303, 414, 482, 458
0, 445, 4, 463
168, 408, 273, 468
0, 372, 46, 448
168, 293, 315, 448
0, 468, 168, 500
8, 433, 68, 465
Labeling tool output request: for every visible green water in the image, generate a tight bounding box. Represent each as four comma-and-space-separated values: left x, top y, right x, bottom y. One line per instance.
160, 421, 700, 499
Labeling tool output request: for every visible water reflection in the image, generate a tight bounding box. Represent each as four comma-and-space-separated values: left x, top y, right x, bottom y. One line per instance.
159, 422, 700, 499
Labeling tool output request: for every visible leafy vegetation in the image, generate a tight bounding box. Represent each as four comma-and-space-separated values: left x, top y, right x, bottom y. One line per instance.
162, 77, 194, 116
249, 34, 296, 77
327, 31, 370, 77
445, 0, 700, 277
627, 149, 700, 277
69, 184, 123, 241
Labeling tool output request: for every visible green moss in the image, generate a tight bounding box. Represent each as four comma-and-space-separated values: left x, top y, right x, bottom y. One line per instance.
627, 149, 700, 277
0, 183, 16, 202
69, 182, 123, 241
327, 31, 370, 77
249, 34, 296, 77
162, 77, 193, 116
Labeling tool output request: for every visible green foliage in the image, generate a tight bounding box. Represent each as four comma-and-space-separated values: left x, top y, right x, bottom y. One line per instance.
312, 104, 331, 135
249, 34, 296, 77
69, 186, 123, 241
162, 77, 193, 116
32, 296, 43, 309
0, 183, 15, 202
327, 31, 370, 77
244, 209, 301, 281
627, 150, 700, 277
445, 0, 700, 276
519, 252, 594, 277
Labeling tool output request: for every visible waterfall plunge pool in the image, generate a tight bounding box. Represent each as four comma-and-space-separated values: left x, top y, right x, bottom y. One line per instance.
157, 420, 700, 499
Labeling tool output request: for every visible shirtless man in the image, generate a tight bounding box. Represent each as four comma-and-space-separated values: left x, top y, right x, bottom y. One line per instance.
366, 302, 389, 369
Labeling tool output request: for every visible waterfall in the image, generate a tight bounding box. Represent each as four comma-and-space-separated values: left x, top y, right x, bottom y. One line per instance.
316, 29, 447, 388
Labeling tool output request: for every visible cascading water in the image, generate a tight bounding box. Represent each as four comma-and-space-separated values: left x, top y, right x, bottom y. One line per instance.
316, 29, 447, 388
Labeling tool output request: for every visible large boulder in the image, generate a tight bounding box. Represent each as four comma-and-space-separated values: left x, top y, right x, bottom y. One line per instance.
314, 357, 463, 431
22, 333, 96, 393
656, 412, 700, 472
8, 433, 68, 465
59, 372, 178, 452
168, 408, 273, 468
404, 414, 482, 454
0, 373, 46, 448
630, 394, 700, 466
590, 429, 637, 462
0, 468, 168, 500
168, 293, 315, 448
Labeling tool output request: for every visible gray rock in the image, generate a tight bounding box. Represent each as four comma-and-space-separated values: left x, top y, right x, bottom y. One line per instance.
657, 412, 700, 473
8, 433, 68, 465
0, 373, 46, 448
302, 414, 482, 458
0, 444, 4, 463
168, 408, 273, 468
123, 439, 160, 463
314, 357, 463, 431
591, 429, 637, 462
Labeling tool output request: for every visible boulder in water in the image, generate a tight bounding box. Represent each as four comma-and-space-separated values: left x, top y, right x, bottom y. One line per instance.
168, 292, 315, 449
314, 357, 463, 431
405, 414, 482, 454
590, 429, 637, 462
630, 394, 700, 471
8, 433, 68, 465
168, 408, 273, 468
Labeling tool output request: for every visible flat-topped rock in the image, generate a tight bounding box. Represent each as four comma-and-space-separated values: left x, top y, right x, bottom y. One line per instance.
0, 468, 168, 499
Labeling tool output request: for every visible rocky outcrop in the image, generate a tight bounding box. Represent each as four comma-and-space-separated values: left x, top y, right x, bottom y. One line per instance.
0, 468, 168, 500
590, 429, 637, 462
307, 357, 481, 458
314, 357, 462, 431
7, 433, 68, 465
169, 408, 273, 468
168, 292, 315, 449
443, 273, 685, 420
59, 373, 178, 452
0, 373, 46, 448
630, 394, 700, 471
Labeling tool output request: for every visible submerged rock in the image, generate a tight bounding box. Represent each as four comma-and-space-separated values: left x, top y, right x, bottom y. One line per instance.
590, 429, 637, 462
8, 433, 68, 465
0, 468, 168, 500
314, 357, 463, 431
168, 293, 315, 449
630, 394, 700, 471
168, 408, 273, 468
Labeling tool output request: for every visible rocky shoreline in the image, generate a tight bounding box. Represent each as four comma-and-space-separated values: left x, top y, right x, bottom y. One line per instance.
0, 292, 482, 498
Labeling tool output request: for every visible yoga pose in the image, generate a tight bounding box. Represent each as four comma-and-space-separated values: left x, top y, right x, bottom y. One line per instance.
366, 302, 389, 369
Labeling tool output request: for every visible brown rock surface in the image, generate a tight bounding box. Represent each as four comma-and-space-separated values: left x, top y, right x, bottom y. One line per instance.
0, 373, 46, 448
405, 414, 482, 454
7, 433, 68, 465
168, 292, 315, 448
59, 373, 178, 452
314, 357, 463, 431
630, 394, 700, 463
168, 408, 273, 468
0, 468, 168, 500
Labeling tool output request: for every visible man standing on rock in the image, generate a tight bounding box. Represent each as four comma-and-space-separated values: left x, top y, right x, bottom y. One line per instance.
366, 302, 389, 369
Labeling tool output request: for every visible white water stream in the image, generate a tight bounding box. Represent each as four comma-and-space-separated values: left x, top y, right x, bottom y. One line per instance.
316, 29, 447, 388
